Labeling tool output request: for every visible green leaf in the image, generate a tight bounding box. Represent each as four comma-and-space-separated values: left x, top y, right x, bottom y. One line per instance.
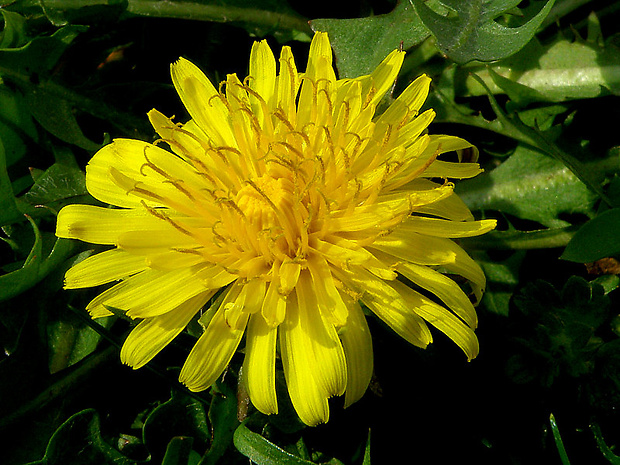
362, 430, 371, 465
311, 1, 431, 77
455, 145, 599, 227
0, 10, 29, 49
0, 137, 22, 226
124, 0, 312, 43
465, 34, 620, 101
411, 0, 556, 63
47, 314, 114, 374
549, 414, 572, 465
24, 87, 101, 151
200, 379, 239, 465
162, 437, 196, 465
26, 409, 137, 465
562, 208, 620, 262
143, 390, 210, 463
23, 146, 89, 208
33, 0, 128, 27
0, 24, 86, 79
476, 250, 525, 317
590, 422, 620, 465
0, 217, 76, 302
0, 85, 39, 169
233, 422, 317, 465
511, 277, 609, 382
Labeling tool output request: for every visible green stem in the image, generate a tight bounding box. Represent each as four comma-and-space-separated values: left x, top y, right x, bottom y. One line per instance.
125, 0, 312, 37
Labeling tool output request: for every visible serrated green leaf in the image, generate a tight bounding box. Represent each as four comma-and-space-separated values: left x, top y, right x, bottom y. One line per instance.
455, 145, 599, 227
562, 208, 620, 262
26, 409, 137, 465
233, 422, 317, 465
23, 146, 88, 208
311, 1, 431, 77
411, 0, 555, 63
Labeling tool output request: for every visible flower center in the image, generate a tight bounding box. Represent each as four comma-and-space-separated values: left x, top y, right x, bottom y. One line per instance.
235, 175, 295, 232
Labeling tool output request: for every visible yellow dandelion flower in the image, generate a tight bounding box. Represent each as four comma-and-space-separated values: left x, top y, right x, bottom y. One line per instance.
56, 32, 495, 426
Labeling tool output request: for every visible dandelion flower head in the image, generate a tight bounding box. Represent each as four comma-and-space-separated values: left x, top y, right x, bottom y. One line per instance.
56, 32, 496, 426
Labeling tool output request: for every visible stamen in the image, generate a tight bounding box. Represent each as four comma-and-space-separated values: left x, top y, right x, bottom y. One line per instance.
363, 85, 376, 109
270, 141, 304, 159
318, 88, 333, 115
142, 201, 194, 237
272, 108, 296, 133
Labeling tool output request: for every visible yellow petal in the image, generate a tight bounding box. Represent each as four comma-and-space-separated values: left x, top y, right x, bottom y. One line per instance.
120, 291, 212, 369
370, 230, 458, 266
88, 267, 210, 319
261, 276, 287, 327
339, 297, 373, 408
87, 139, 213, 212
422, 160, 483, 179
336, 266, 432, 348
243, 313, 278, 415
170, 57, 235, 147
378, 74, 431, 125
402, 216, 497, 238
307, 255, 349, 326
296, 273, 347, 398
57, 205, 163, 245
116, 228, 199, 255
64, 249, 147, 289
275, 45, 300, 122
392, 279, 479, 360
279, 292, 330, 426
398, 261, 477, 329
297, 32, 336, 126
305, 31, 336, 83
406, 179, 474, 221
179, 304, 249, 392
363, 49, 405, 108
278, 261, 301, 295
329, 187, 452, 233
249, 39, 277, 114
